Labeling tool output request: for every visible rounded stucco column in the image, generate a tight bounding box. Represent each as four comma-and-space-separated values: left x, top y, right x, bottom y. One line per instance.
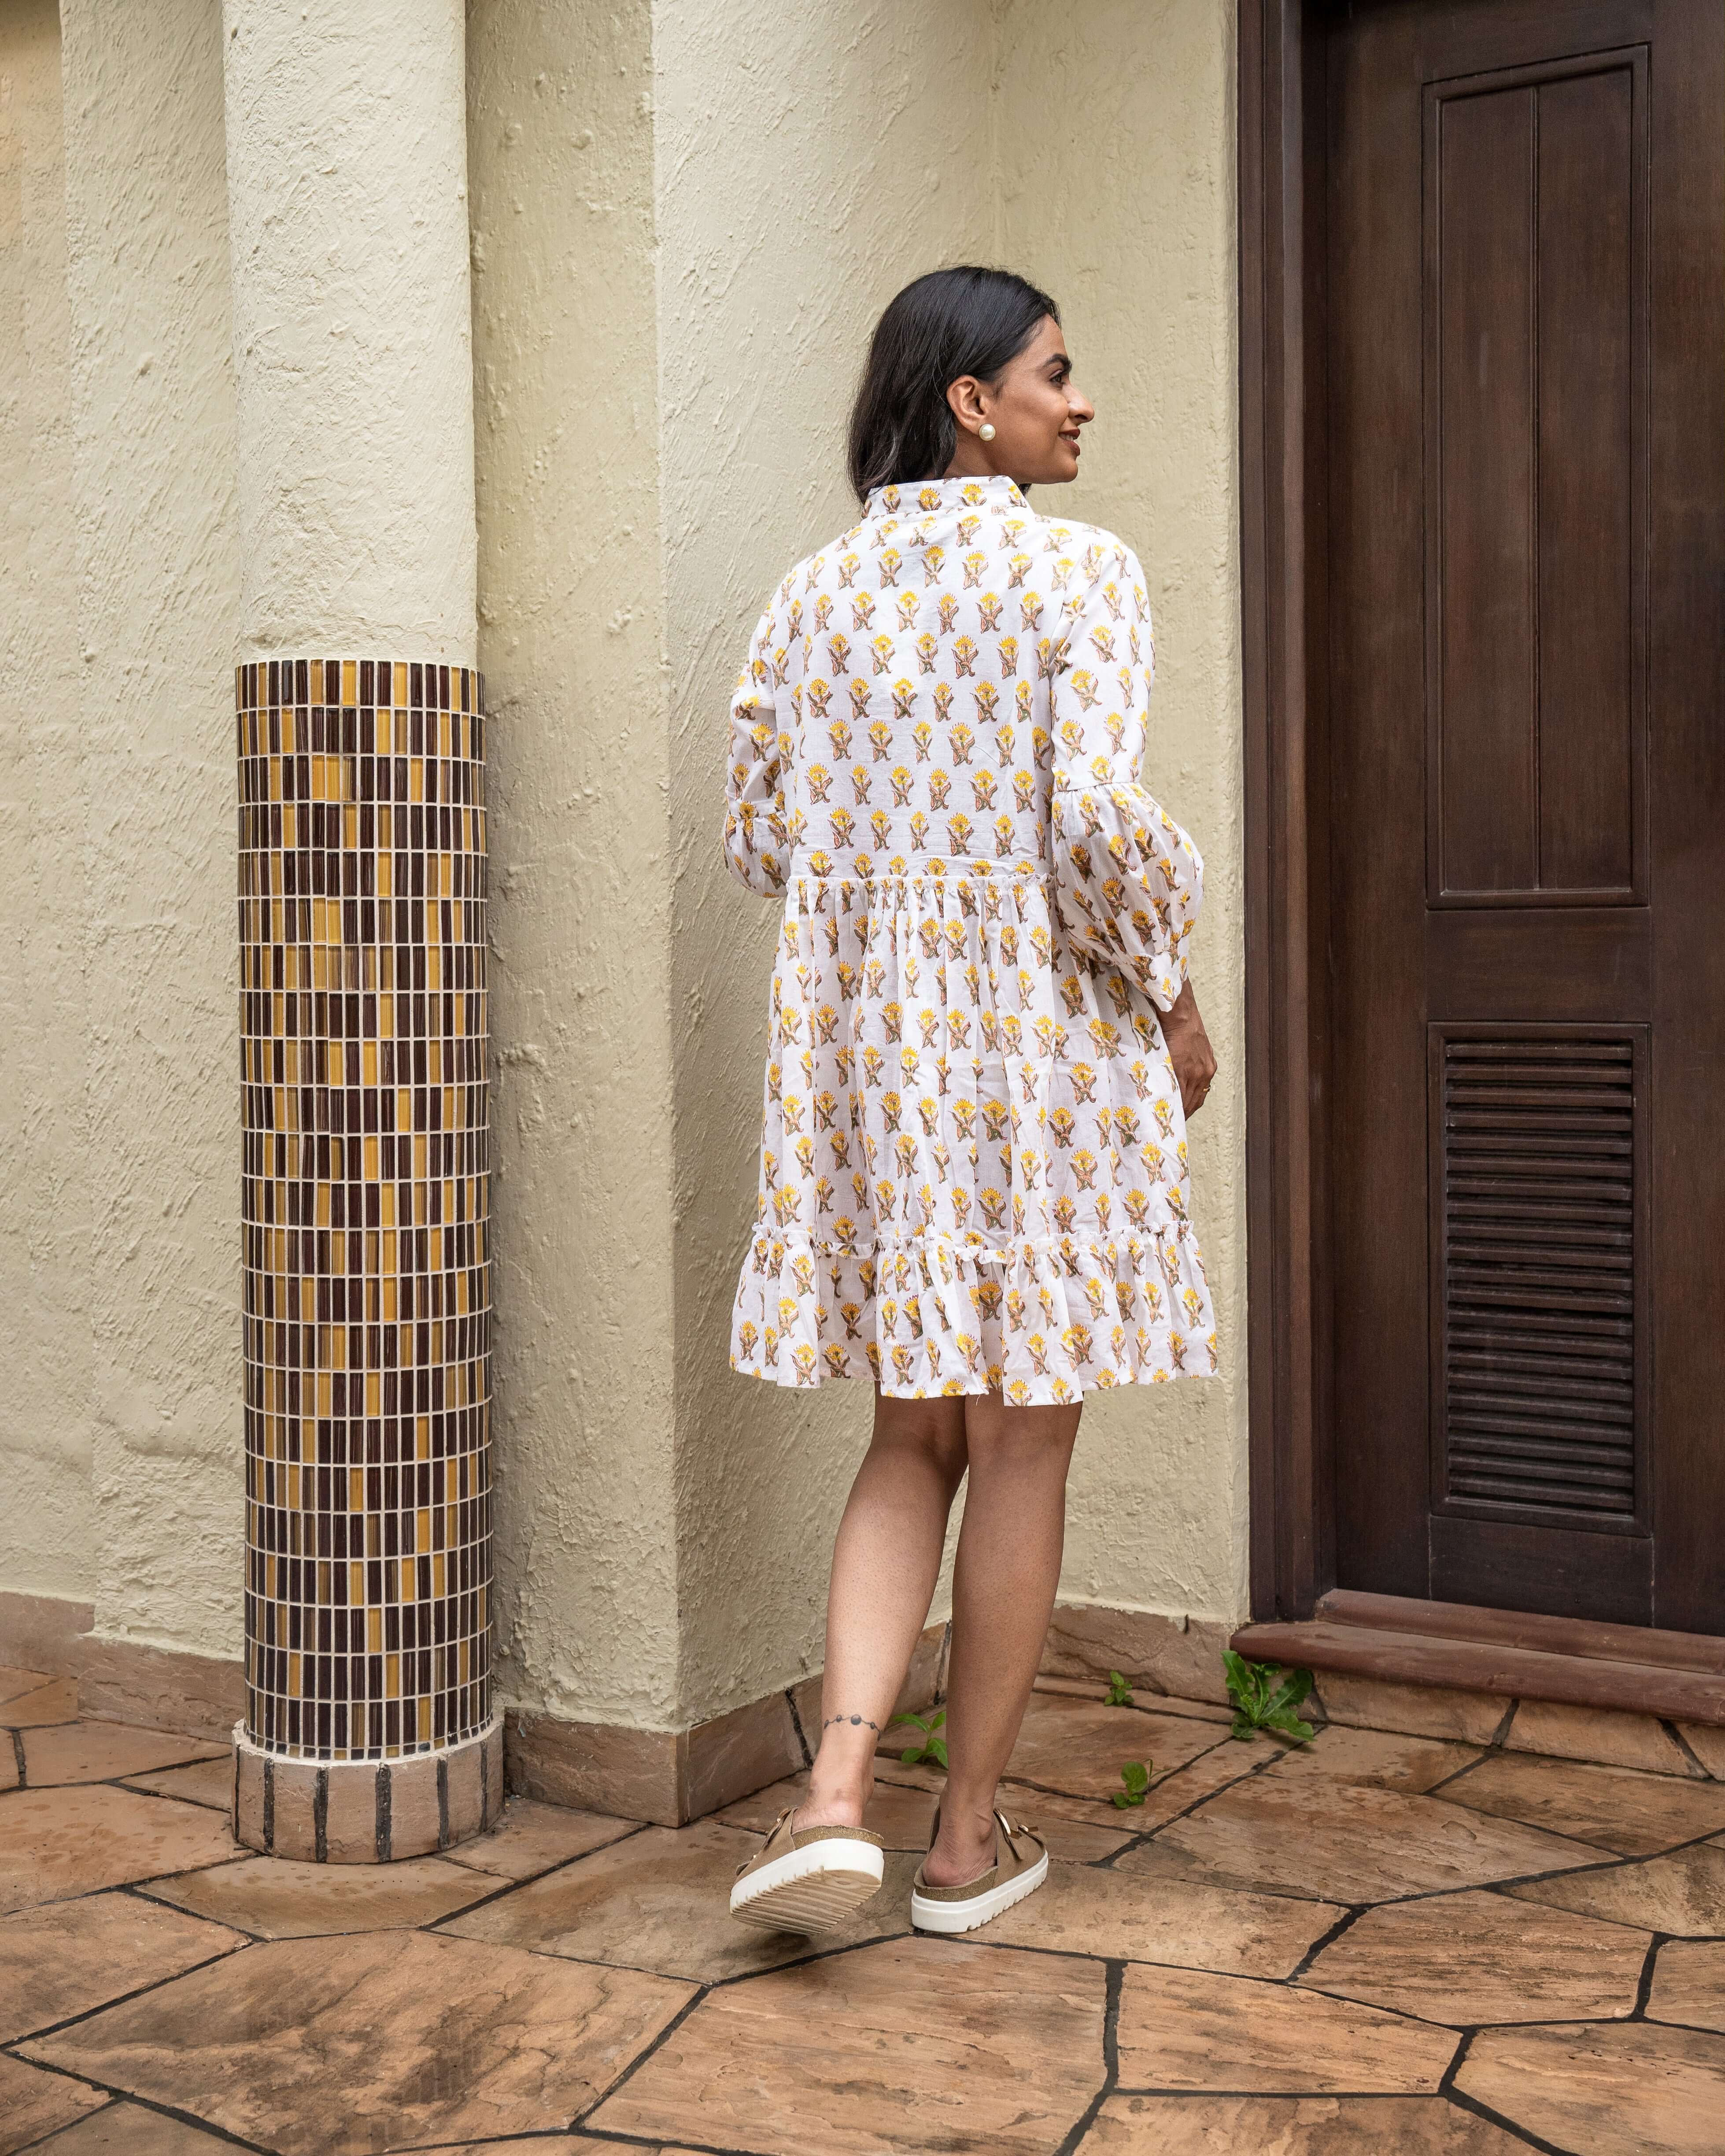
224, 0, 497, 1860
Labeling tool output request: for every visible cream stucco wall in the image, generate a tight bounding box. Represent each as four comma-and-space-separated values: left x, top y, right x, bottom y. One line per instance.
1, 0, 90, 1606
656, 0, 997, 1721
469, 0, 1245, 1734
55, 0, 241, 1658
466, 0, 682, 1725
997, 0, 1249, 1627
223, 0, 477, 660
5, 0, 1243, 1726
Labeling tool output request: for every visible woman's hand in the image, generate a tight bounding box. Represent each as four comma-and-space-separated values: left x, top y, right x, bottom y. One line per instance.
1162, 979, 1216, 1119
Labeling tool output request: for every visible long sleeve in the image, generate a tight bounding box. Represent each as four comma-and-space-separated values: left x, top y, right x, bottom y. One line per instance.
1048, 545, 1203, 1012
722, 605, 790, 896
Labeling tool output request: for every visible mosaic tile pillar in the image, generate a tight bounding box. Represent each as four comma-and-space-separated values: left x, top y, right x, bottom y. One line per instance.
232, 656, 499, 1861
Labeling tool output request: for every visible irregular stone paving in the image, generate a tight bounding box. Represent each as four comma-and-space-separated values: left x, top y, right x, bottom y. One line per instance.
4, 1666, 1725, 2153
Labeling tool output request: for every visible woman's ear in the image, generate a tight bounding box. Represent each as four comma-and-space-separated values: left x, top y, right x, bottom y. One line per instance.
946, 375, 988, 435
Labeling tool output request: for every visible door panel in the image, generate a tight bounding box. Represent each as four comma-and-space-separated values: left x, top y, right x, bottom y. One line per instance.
1324, 0, 1725, 1628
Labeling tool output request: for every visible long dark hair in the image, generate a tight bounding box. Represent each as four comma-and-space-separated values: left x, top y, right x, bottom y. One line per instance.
847, 266, 1059, 501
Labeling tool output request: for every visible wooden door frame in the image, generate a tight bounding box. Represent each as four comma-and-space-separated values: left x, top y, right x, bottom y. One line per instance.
1240, 0, 1331, 1621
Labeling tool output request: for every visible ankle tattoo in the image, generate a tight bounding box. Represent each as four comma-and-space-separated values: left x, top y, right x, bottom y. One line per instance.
822, 1712, 879, 1733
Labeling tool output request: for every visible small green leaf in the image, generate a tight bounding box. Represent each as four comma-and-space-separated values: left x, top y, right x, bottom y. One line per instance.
926, 1736, 949, 1769
1111, 1759, 1151, 1807
1224, 1653, 1317, 1741
1106, 1669, 1134, 1707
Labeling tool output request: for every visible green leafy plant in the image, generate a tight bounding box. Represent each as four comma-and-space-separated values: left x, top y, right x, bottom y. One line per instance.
1112, 1760, 1151, 1808
1223, 1651, 1316, 1743
890, 1707, 948, 1769
1105, 1669, 1135, 1706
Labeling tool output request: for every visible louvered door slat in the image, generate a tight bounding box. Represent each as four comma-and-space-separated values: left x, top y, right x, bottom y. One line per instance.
1434, 1034, 1642, 1524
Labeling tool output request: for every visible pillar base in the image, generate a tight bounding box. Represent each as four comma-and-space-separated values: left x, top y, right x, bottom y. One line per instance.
232, 1718, 502, 1862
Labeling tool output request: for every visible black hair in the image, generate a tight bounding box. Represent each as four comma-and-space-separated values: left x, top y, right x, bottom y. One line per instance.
846, 266, 1060, 501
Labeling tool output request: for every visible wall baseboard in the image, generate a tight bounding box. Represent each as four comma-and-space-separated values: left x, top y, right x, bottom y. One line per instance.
1040, 1602, 1234, 1705
0, 1590, 244, 1743
0, 1589, 1239, 1824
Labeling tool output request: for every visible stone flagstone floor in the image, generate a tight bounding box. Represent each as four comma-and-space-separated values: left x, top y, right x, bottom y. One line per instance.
4, 1660, 1725, 2153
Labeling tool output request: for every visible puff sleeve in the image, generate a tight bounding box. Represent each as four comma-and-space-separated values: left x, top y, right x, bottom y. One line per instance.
1048, 546, 1203, 1012
722, 605, 790, 896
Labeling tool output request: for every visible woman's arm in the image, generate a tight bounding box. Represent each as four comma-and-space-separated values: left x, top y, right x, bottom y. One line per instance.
722, 607, 790, 896
1047, 545, 1204, 1013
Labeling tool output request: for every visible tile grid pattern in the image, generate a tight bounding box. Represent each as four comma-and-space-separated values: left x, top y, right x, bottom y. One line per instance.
3, 1671, 1725, 2151
238, 657, 491, 1761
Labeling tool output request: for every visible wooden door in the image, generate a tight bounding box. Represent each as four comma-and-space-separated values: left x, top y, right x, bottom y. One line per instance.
1323, 0, 1725, 1628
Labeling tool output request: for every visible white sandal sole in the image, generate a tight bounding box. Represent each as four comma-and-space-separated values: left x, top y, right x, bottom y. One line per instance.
729, 1835, 885, 1933
911, 1848, 1049, 1934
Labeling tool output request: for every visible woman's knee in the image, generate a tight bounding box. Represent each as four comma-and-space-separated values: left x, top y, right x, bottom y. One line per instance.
870, 1393, 969, 1488
962, 1396, 1082, 1478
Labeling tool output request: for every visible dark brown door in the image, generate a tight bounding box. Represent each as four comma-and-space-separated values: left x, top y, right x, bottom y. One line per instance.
1323, 0, 1725, 1628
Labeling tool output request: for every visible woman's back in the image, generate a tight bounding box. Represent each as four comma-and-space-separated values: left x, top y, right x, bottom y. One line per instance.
724, 473, 1214, 1403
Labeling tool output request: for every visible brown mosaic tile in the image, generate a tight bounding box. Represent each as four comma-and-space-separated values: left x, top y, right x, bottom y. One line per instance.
236, 659, 491, 1767
1314, 1673, 1509, 1745
0, 1677, 82, 1728
119, 1757, 234, 1813
0, 1746, 15, 1795
1115, 1964, 1456, 2093
22, 1928, 688, 2155
1145, 1773, 1605, 1903
22, 1722, 226, 1789
0, 2055, 107, 2153
1265, 1724, 1481, 1795
1084, 2093, 1530, 2152
445, 1819, 917, 1984
0, 1890, 246, 2044
441, 1794, 640, 1880
141, 1852, 509, 1937
0, 1665, 51, 1704
983, 1855, 1345, 1976
1304, 1887, 1647, 2025
1436, 1749, 1725, 1856
0, 1788, 237, 1914
1504, 1698, 1703, 1777
590, 1934, 1106, 2155
1507, 1840, 1725, 1935
1455, 2020, 1725, 2154
1646, 1938, 1725, 2033
24, 2101, 237, 2152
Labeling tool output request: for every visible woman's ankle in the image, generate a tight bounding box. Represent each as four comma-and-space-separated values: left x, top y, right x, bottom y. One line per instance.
921, 1793, 1000, 1886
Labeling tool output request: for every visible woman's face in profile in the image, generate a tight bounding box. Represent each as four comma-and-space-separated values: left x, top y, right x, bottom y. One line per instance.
947, 314, 1096, 487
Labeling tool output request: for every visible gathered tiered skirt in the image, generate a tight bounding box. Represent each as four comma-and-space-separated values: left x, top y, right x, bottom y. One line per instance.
728, 857, 1215, 1403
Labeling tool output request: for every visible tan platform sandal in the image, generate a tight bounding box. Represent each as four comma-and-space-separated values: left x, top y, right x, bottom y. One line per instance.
729, 1806, 886, 1933
911, 1805, 1048, 1934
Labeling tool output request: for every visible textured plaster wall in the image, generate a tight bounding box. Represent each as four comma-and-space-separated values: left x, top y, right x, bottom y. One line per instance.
222, 0, 477, 661
655, 0, 997, 1722
466, 0, 681, 1723
997, 0, 1249, 1628
55, 0, 244, 1657
0, 0, 91, 1605
466, 0, 1245, 1731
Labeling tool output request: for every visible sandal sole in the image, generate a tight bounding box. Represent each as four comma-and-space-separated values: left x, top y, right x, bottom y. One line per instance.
729, 1838, 884, 1934
911, 1849, 1049, 1934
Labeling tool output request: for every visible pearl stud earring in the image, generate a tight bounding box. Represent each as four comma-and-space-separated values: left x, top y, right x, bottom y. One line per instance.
978, 422, 996, 442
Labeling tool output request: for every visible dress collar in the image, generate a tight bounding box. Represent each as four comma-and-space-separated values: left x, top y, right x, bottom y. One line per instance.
864, 474, 1029, 519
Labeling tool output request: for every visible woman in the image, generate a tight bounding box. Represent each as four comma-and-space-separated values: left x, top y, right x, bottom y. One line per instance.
723, 268, 1217, 1937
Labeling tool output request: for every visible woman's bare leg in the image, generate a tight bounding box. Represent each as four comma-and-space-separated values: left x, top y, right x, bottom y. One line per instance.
794, 1391, 969, 1832
921, 1395, 1081, 1888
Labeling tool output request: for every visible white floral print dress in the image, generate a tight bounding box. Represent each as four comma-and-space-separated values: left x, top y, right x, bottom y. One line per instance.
723, 474, 1215, 1403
